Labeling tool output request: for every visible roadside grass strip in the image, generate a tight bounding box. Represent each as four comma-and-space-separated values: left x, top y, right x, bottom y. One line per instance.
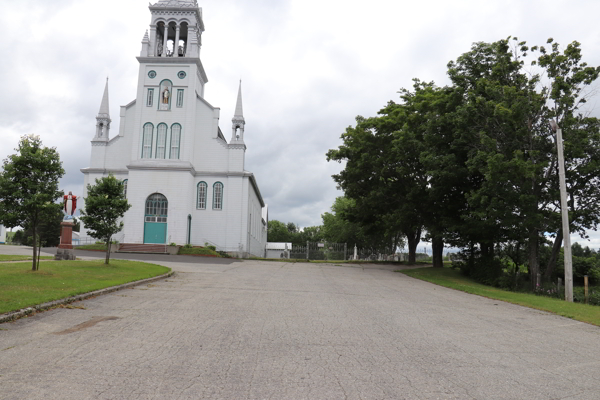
399, 267, 600, 327
0, 260, 170, 314
178, 247, 220, 256
75, 244, 109, 251
0, 255, 54, 262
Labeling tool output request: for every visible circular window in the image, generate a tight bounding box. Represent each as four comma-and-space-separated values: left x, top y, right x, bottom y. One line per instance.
148, 70, 157, 79
178, 71, 186, 79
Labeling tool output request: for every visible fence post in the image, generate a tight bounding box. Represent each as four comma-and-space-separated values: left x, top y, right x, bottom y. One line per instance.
584, 275, 589, 304
536, 273, 541, 289
306, 240, 309, 260
344, 243, 347, 261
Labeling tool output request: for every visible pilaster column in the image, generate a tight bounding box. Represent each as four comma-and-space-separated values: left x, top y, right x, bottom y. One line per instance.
149, 26, 157, 56
162, 24, 169, 57
174, 25, 180, 57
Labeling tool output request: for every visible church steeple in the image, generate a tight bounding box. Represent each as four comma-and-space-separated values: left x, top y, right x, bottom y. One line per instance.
94, 78, 111, 141
231, 81, 245, 142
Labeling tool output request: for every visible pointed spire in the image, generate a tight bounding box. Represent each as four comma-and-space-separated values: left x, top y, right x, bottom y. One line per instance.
98, 77, 110, 118
142, 30, 149, 42
234, 80, 244, 119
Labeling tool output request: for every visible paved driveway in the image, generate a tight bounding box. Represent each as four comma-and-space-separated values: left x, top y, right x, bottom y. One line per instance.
1, 250, 599, 399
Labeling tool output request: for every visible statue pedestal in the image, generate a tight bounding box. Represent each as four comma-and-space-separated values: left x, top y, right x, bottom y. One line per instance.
55, 221, 76, 260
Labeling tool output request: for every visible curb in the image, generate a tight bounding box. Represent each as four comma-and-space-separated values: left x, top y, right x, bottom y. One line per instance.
0, 271, 175, 324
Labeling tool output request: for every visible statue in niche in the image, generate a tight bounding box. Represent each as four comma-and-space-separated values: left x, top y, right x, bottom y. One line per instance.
159, 81, 172, 110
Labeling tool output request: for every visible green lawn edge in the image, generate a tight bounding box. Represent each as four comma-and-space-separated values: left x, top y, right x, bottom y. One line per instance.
0, 259, 171, 315
399, 267, 600, 327
0, 255, 54, 262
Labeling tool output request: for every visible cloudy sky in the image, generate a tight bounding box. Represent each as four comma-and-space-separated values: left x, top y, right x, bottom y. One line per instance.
2, 0, 600, 251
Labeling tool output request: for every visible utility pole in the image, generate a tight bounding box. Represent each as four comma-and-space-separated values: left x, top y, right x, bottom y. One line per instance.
551, 120, 573, 302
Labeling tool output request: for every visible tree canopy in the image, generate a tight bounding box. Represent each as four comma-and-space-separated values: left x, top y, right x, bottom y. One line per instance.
327, 37, 600, 285
80, 175, 131, 264
0, 135, 64, 270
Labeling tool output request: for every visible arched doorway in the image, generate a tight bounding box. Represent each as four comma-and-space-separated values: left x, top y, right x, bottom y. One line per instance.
144, 193, 168, 244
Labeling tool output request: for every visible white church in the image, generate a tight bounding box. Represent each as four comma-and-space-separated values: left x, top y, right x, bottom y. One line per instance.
81, 0, 268, 257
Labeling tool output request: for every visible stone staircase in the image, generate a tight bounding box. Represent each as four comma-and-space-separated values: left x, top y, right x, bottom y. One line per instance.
118, 243, 167, 254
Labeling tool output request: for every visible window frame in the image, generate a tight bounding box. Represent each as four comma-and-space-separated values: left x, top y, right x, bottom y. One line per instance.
146, 88, 154, 107
156, 123, 168, 159
196, 181, 207, 209
170, 123, 181, 159
176, 89, 184, 107
141, 123, 154, 158
213, 182, 223, 210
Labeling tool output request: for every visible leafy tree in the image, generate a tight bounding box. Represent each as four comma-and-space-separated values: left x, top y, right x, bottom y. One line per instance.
80, 175, 131, 264
536, 39, 600, 281
297, 225, 324, 243
327, 115, 413, 260
0, 135, 64, 270
267, 220, 291, 243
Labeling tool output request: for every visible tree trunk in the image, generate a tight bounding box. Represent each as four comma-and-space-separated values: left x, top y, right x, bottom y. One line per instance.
105, 238, 111, 265
544, 230, 563, 282
528, 229, 539, 291
406, 226, 421, 264
431, 235, 444, 268
32, 225, 37, 271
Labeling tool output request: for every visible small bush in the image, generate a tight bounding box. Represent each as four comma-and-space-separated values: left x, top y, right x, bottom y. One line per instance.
207, 245, 216, 251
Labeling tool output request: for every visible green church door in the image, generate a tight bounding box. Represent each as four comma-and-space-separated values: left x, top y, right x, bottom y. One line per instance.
144, 193, 168, 244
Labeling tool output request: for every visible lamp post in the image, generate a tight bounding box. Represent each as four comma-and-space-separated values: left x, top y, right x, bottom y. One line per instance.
550, 120, 573, 302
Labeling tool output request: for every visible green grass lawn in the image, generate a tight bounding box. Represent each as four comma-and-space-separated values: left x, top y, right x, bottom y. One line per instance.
0, 260, 170, 314
0, 255, 54, 262
399, 267, 600, 327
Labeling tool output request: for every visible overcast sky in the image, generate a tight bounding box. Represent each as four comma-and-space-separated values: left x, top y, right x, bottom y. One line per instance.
2, 0, 600, 251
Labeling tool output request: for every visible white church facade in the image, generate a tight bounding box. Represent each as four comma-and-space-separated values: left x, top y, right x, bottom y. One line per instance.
81, 0, 267, 257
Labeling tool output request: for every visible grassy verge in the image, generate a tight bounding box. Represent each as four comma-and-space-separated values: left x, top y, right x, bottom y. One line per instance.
178, 247, 220, 257
249, 258, 431, 265
75, 244, 108, 251
0, 255, 54, 262
399, 267, 600, 327
0, 260, 170, 314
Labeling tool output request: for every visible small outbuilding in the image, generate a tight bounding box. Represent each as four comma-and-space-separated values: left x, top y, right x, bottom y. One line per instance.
266, 242, 292, 259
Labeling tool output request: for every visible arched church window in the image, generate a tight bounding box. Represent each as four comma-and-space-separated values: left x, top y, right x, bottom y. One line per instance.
158, 79, 173, 111
145, 193, 168, 223
170, 123, 181, 159
142, 123, 154, 158
197, 182, 207, 209
213, 182, 223, 210
123, 179, 128, 198
156, 123, 167, 159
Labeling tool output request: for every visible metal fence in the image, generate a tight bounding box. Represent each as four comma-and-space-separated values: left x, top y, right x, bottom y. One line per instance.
289, 242, 348, 261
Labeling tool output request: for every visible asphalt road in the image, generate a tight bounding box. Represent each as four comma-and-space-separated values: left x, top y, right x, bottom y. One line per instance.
1, 247, 599, 399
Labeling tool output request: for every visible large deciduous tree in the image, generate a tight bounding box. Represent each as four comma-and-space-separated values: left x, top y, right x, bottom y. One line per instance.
0, 135, 64, 271
80, 175, 131, 264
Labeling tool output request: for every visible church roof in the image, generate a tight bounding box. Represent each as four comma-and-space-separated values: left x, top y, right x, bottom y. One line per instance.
98, 78, 110, 118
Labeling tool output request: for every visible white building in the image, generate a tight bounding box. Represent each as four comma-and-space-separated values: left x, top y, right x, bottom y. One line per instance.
81, 0, 267, 257
0, 224, 6, 244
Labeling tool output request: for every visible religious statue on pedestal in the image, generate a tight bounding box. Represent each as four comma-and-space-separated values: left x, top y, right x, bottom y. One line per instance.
63, 191, 77, 220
